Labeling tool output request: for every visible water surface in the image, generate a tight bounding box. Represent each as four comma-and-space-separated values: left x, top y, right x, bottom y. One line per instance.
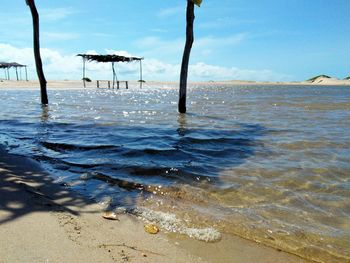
0, 84, 349, 262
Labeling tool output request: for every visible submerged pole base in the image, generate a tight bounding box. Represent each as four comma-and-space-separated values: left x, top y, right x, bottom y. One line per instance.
178, 97, 187, 114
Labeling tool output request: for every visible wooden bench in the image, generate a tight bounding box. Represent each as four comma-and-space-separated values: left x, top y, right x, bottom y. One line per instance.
96, 80, 129, 89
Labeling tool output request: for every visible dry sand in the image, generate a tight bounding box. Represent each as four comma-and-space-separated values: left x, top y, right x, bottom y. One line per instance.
0, 77, 349, 90
0, 82, 315, 262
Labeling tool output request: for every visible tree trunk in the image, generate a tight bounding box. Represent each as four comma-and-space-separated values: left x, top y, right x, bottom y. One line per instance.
26, 0, 48, 105
178, 0, 195, 114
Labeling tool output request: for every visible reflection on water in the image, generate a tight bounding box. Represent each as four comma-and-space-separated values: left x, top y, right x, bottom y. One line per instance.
41, 105, 50, 122
177, 114, 187, 137
0, 85, 349, 263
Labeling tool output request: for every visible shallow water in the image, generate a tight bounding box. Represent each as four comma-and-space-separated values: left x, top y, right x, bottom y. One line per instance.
0, 84, 349, 262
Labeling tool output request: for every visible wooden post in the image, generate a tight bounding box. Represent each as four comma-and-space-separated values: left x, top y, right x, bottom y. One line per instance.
108, 81, 110, 89
15, 67, 19, 81
112, 62, 115, 89
97, 80, 100, 88
25, 66, 28, 81
139, 59, 143, 89
114, 62, 118, 84
117, 81, 120, 89
126, 81, 129, 89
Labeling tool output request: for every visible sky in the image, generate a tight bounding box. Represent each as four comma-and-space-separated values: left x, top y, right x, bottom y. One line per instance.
0, 0, 349, 82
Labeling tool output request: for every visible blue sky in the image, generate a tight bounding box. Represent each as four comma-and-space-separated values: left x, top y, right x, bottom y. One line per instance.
0, 0, 349, 81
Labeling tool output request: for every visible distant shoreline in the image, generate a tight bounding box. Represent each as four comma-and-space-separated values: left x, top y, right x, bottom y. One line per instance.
1, 78, 350, 90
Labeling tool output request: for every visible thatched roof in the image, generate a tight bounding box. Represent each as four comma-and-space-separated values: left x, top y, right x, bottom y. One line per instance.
0, 62, 26, 68
9, 62, 26, 67
0, 62, 10, 68
77, 54, 143, 63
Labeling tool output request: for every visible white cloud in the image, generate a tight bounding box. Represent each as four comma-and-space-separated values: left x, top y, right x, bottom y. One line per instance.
0, 43, 81, 80
104, 50, 135, 58
0, 43, 292, 82
0, 43, 33, 65
190, 62, 291, 81
143, 59, 179, 80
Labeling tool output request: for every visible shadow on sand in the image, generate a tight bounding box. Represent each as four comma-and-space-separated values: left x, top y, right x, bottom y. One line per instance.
0, 146, 95, 225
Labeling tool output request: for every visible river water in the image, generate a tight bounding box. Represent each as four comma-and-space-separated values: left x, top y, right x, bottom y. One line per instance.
0, 84, 349, 262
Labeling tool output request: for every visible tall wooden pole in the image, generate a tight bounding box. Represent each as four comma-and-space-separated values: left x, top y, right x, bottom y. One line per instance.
178, 0, 195, 114
26, 0, 48, 105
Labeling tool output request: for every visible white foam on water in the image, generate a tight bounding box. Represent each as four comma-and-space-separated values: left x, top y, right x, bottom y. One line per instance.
134, 207, 221, 242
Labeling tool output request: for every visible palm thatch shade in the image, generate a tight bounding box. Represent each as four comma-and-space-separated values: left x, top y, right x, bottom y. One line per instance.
77, 54, 144, 88
0, 62, 28, 81
77, 54, 143, 63
0, 62, 26, 68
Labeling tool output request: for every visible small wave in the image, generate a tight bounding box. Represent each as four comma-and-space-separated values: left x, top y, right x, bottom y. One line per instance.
121, 147, 180, 158
41, 141, 117, 152
81, 172, 212, 204
34, 155, 101, 169
133, 207, 221, 242
87, 172, 145, 191
116, 166, 213, 184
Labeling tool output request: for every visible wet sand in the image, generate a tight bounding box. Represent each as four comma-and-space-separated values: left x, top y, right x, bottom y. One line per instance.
0, 147, 311, 262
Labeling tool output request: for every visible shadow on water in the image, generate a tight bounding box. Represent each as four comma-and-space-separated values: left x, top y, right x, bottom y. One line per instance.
0, 107, 270, 222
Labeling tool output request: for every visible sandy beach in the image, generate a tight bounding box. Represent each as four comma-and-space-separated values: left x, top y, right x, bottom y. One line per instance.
0, 76, 350, 91
0, 81, 316, 262
0, 146, 310, 263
